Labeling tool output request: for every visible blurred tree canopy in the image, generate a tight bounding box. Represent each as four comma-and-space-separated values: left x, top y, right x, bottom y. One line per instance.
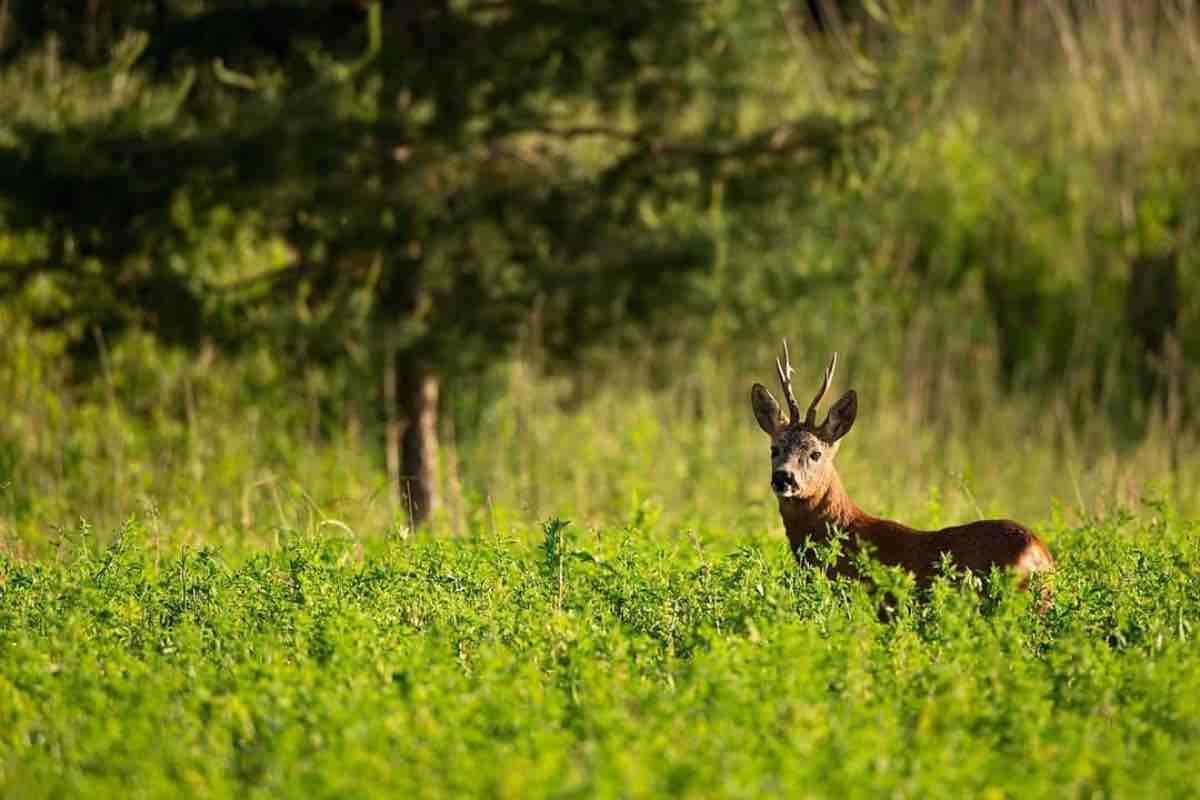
0, 1, 867, 523
1, 1, 1197, 528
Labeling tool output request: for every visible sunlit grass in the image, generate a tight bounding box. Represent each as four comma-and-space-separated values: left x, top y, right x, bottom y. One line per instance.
1, 511, 1197, 797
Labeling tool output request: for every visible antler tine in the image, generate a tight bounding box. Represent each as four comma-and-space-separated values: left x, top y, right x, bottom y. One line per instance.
804, 352, 837, 428
775, 339, 802, 426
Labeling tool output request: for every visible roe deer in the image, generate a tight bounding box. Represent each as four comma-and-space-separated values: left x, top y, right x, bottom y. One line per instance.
751, 342, 1054, 603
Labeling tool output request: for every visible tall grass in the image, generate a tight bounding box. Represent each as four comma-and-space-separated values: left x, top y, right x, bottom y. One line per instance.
0, 309, 1195, 558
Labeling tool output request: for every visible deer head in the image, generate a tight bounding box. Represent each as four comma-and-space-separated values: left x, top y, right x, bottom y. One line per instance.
750, 341, 857, 500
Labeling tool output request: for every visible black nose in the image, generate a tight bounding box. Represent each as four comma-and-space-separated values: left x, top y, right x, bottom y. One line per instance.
772, 470, 793, 493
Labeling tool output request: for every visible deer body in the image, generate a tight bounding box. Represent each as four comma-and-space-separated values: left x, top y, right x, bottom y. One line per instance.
752, 343, 1054, 597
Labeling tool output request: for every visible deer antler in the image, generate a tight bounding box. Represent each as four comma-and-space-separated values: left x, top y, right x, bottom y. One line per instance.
775, 340, 802, 426
804, 352, 837, 428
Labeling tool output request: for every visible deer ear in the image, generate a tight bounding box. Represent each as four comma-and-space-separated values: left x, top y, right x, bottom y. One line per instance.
751, 383, 786, 435
822, 390, 857, 442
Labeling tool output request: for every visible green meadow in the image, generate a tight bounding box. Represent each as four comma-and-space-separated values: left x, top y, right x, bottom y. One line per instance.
2, 511, 1199, 798
2, 2, 1200, 797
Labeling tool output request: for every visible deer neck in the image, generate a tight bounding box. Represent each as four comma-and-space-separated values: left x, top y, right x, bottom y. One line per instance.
778, 467, 866, 549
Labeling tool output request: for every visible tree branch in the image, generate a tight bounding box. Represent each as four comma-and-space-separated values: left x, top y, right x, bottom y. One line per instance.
524, 114, 874, 181
0, 259, 69, 297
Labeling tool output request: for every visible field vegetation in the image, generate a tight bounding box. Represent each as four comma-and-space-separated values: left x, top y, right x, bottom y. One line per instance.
3, 512, 1199, 798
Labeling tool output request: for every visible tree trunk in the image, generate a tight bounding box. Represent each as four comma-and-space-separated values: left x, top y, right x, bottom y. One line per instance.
0, 0, 10, 55
397, 356, 441, 527
84, 0, 112, 65
1127, 249, 1179, 400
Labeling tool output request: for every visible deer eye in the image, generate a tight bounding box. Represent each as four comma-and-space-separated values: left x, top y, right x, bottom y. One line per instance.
809, 450, 822, 462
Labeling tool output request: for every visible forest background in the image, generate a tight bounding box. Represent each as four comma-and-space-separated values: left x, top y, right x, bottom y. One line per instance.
0, 0, 1197, 552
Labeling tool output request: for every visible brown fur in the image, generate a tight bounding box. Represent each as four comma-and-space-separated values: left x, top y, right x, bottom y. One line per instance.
753, 347, 1054, 605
